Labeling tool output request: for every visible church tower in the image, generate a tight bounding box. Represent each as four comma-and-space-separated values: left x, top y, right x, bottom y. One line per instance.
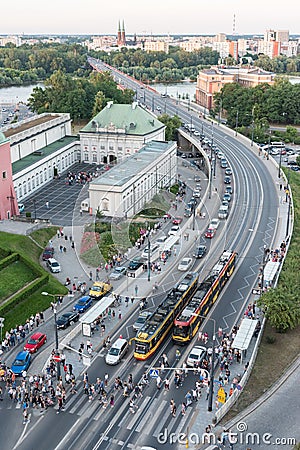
117, 20, 122, 46
121, 20, 126, 46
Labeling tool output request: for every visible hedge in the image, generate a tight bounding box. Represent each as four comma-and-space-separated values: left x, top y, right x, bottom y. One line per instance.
0, 273, 49, 316
0, 252, 19, 271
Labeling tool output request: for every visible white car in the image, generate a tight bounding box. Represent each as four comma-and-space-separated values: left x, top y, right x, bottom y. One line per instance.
186, 345, 207, 367
193, 189, 201, 198
178, 257, 193, 271
156, 235, 168, 244
209, 218, 220, 229
193, 130, 200, 136
168, 225, 180, 236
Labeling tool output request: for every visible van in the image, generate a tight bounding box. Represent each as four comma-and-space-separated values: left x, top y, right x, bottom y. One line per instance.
47, 258, 61, 273
81, 198, 90, 212
218, 205, 228, 219
105, 338, 129, 365
141, 243, 160, 261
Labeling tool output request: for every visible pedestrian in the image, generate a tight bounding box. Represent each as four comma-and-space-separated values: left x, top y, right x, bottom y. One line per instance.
156, 375, 162, 389
45, 201, 49, 209
175, 349, 181, 361
71, 241, 75, 249
110, 394, 114, 407
181, 402, 186, 415
63, 246, 67, 253
135, 285, 138, 296
89, 271, 93, 281
78, 347, 83, 361
164, 378, 170, 391
118, 310, 122, 320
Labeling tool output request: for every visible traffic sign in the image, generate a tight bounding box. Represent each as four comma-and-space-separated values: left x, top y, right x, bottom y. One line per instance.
217, 387, 226, 404
53, 354, 61, 362
149, 369, 159, 378
252, 288, 261, 295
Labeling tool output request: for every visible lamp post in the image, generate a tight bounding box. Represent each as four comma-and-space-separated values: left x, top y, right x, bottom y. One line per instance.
32, 199, 37, 220
42, 292, 63, 379
235, 110, 239, 136
286, 185, 291, 239
191, 313, 216, 411
145, 222, 151, 282
260, 245, 267, 293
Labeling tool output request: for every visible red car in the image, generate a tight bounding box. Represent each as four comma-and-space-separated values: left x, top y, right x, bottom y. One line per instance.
205, 228, 216, 239
24, 332, 47, 353
172, 216, 183, 225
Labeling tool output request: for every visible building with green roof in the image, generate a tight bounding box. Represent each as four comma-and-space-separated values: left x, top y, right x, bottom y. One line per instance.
80, 101, 166, 164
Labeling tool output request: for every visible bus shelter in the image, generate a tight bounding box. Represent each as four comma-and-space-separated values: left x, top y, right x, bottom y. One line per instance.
231, 318, 259, 361
79, 295, 115, 337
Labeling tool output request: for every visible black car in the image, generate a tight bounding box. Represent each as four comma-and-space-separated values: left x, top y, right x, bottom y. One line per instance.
56, 311, 80, 330
224, 176, 231, 184
193, 245, 207, 258
128, 257, 143, 271
225, 185, 233, 194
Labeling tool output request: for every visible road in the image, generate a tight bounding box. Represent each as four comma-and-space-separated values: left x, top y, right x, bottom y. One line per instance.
0, 61, 282, 450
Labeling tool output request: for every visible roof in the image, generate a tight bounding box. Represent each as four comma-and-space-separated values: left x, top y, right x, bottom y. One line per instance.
81, 102, 165, 136
0, 131, 8, 144
90, 140, 174, 187
12, 136, 78, 175
231, 318, 259, 351
80, 295, 115, 324
3, 114, 61, 138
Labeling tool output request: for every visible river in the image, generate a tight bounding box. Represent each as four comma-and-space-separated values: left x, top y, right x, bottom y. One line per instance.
0, 74, 299, 105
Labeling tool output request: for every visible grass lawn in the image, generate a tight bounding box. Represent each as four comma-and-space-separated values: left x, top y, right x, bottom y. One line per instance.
3, 277, 68, 331
0, 260, 37, 302
223, 322, 300, 422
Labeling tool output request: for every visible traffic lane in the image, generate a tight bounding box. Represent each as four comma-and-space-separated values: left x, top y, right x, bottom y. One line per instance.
0, 408, 26, 450
17, 409, 78, 450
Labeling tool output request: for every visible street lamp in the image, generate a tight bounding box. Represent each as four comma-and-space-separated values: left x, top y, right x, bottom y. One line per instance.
191, 313, 216, 411
42, 292, 63, 379
145, 222, 151, 282
235, 110, 239, 136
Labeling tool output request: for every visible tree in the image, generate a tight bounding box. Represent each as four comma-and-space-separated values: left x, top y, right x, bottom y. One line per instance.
157, 114, 181, 141
258, 287, 300, 332
92, 91, 105, 117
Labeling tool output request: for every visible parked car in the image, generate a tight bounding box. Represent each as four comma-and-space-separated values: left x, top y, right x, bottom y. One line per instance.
109, 266, 127, 280
193, 245, 207, 258
46, 258, 61, 273
11, 351, 31, 375
224, 176, 231, 184
18, 203, 25, 213
225, 167, 232, 176
186, 346, 207, 367
56, 311, 80, 329
42, 247, 54, 261
209, 218, 220, 229
205, 228, 216, 239
225, 186, 233, 194
24, 332, 47, 354
73, 296, 93, 313
133, 311, 152, 332
178, 257, 193, 271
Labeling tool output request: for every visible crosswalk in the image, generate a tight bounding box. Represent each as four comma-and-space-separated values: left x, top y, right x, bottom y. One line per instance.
0, 388, 198, 449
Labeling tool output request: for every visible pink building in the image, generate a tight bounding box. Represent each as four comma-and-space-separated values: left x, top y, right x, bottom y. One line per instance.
0, 132, 19, 219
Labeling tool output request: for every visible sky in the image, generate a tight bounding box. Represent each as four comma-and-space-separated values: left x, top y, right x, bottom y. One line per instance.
1, 0, 299, 36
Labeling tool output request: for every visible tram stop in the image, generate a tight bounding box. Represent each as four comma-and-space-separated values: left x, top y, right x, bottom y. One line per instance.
80, 295, 115, 337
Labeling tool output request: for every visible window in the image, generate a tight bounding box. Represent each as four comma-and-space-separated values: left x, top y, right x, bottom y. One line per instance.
100, 145, 105, 149
2, 171, 7, 179
92, 153, 97, 162
109, 146, 114, 150
102, 198, 109, 211
84, 153, 89, 161
118, 146, 123, 151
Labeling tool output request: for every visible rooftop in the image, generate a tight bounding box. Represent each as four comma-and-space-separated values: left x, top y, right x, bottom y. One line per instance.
91, 140, 174, 187
4, 114, 61, 138
12, 136, 78, 175
81, 102, 164, 136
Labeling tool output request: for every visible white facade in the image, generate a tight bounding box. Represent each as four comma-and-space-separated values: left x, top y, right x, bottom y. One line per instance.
2, 113, 80, 202
80, 103, 165, 165
88, 141, 177, 218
